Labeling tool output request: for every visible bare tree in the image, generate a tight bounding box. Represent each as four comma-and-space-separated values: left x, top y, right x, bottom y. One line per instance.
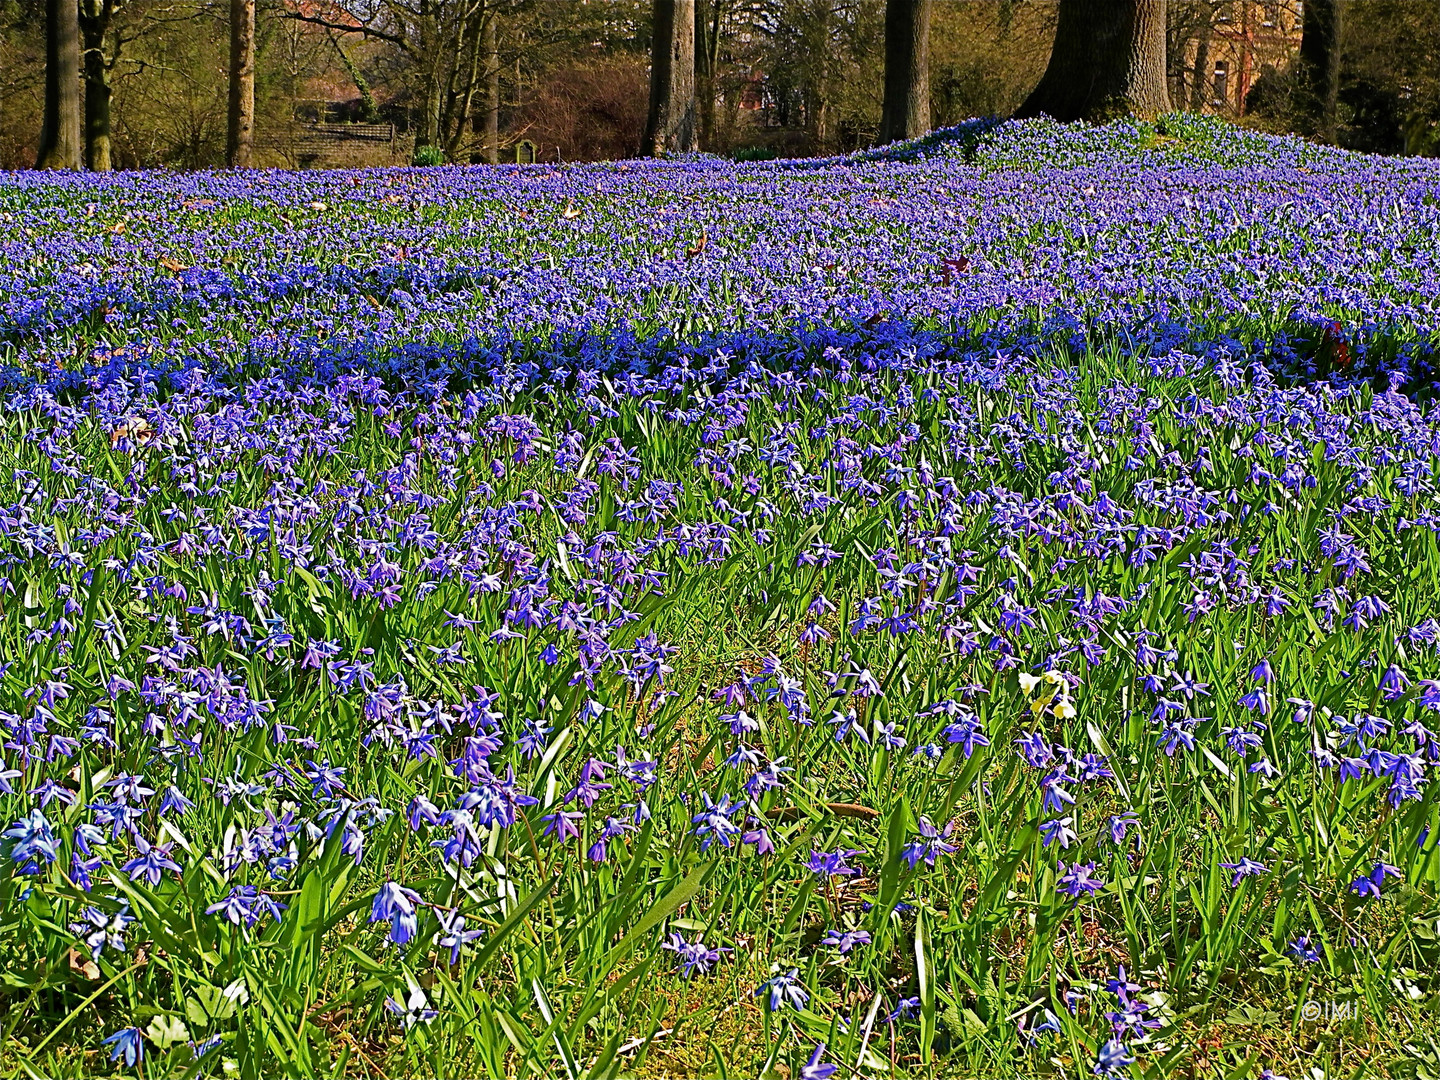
37, 0, 83, 169
644, 0, 697, 154
227, 0, 255, 167
1015, 0, 1171, 122
878, 0, 931, 144
283, 1, 546, 161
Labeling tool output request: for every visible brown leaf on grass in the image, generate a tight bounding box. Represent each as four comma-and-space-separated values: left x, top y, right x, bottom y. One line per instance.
68, 948, 100, 981
939, 255, 970, 285
158, 257, 190, 274
562, 200, 581, 220
685, 226, 708, 259
765, 801, 879, 822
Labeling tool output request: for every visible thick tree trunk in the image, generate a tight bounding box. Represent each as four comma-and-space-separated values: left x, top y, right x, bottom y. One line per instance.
79, 0, 114, 172
227, 0, 256, 167
878, 0, 931, 144
1296, 0, 1343, 142
643, 0, 697, 156
37, 0, 83, 170
1015, 0, 1171, 122
484, 11, 500, 164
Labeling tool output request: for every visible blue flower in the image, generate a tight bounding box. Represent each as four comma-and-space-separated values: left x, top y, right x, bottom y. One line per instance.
370, 881, 423, 945
661, 931, 729, 977
756, 968, 809, 1012
1093, 1038, 1135, 1075
101, 1027, 145, 1067
800, 1042, 838, 1080
3, 810, 59, 874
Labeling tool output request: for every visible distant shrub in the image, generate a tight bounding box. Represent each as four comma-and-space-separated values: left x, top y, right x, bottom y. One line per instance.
412, 145, 445, 167
732, 145, 779, 162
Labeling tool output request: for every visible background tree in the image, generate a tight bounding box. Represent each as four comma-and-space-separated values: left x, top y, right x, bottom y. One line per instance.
227, 0, 255, 167
483, 8, 499, 162
694, 0, 725, 149
643, 0, 696, 155
1297, 0, 1344, 142
878, 0, 931, 143
1164, 0, 1217, 112
79, 0, 124, 171
1015, 0, 1171, 122
37, 0, 82, 169
929, 0, 1052, 127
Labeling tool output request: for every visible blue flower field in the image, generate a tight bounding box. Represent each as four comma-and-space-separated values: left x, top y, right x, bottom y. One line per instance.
2, 116, 1440, 1077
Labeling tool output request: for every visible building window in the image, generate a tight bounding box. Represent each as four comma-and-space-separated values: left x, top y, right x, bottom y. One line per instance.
1213, 61, 1229, 106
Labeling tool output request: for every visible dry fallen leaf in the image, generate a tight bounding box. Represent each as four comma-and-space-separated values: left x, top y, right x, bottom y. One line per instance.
159, 257, 190, 273
110, 417, 155, 449
940, 254, 970, 285
562, 200, 581, 220
68, 948, 100, 981
685, 226, 708, 259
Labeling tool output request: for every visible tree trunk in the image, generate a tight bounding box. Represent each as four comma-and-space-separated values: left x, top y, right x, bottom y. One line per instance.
1188, 6, 1212, 113
227, 0, 256, 167
696, 0, 723, 150
878, 0, 931, 144
79, 0, 114, 172
1014, 0, 1171, 122
807, 0, 832, 151
484, 11, 500, 164
447, 11, 485, 161
643, 0, 697, 156
1296, 0, 1343, 142
37, 0, 82, 170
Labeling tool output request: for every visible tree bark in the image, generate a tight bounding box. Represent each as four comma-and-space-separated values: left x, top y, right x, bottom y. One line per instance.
878, 0, 931, 144
643, 0, 697, 156
695, 0, 724, 150
227, 0, 256, 167
484, 10, 500, 164
1188, 5, 1212, 113
79, 0, 115, 172
1014, 0, 1171, 122
37, 0, 83, 170
447, 9, 486, 161
1296, 0, 1343, 142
